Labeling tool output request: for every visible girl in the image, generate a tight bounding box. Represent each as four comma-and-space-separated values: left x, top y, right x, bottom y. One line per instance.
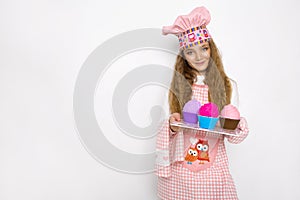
155, 6, 249, 200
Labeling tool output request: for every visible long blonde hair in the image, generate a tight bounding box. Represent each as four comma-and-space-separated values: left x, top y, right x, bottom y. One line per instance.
168, 38, 232, 115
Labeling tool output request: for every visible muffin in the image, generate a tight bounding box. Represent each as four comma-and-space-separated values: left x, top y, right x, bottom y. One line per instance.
219, 104, 240, 130
182, 99, 201, 124
198, 103, 219, 129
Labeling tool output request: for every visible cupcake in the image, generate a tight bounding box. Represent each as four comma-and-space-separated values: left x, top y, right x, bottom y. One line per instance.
182, 99, 201, 124
219, 104, 240, 130
198, 103, 219, 129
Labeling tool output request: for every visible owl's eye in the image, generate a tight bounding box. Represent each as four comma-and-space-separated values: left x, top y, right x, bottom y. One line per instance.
193, 151, 198, 156
188, 149, 193, 155
203, 145, 209, 151
197, 144, 203, 150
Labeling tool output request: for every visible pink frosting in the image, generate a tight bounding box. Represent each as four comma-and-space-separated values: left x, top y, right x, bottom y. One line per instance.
199, 103, 219, 118
183, 99, 201, 114
162, 6, 211, 36
221, 104, 240, 120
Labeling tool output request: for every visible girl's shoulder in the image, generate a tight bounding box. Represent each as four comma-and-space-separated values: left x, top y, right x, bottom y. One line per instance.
228, 78, 238, 87
228, 78, 239, 108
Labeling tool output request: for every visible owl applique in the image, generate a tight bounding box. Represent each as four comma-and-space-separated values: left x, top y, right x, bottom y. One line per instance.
196, 139, 210, 164
184, 147, 198, 164
183, 136, 220, 172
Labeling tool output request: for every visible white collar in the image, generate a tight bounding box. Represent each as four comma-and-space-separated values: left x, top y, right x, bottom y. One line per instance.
195, 75, 205, 85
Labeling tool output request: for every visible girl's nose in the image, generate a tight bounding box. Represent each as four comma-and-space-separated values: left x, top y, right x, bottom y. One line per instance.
195, 52, 202, 60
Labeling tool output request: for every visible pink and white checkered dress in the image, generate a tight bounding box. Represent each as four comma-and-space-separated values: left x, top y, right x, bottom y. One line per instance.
155, 84, 249, 200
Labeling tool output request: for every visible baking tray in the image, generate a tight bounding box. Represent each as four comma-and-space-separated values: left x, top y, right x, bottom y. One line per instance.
170, 121, 238, 136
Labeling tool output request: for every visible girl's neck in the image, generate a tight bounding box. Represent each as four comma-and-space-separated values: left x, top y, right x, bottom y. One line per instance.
197, 69, 207, 76
197, 72, 206, 76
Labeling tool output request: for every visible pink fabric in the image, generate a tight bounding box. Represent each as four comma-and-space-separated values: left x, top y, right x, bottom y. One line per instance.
155, 119, 184, 177
155, 83, 249, 200
221, 104, 240, 120
162, 6, 211, 36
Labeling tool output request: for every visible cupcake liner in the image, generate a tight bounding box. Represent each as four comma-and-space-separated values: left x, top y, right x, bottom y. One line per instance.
219, 117, 240, 130
198, 115, 219, 129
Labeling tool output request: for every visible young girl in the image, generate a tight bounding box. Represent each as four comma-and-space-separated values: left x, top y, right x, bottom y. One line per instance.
155, 6, 249, 200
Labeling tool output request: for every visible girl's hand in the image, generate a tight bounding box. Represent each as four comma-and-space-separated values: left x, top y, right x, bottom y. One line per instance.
169, 112, 181, 132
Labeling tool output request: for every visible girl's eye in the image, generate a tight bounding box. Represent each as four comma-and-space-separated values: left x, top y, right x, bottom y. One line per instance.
186, 51, 192, 55
202, 47, 209, 51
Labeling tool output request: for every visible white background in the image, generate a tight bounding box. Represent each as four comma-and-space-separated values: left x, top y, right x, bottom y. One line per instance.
1, 0, 300, 199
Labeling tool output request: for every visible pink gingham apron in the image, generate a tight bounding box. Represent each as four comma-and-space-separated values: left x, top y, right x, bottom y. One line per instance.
156, 84, 249, 200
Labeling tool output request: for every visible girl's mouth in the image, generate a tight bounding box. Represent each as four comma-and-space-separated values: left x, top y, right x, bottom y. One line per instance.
195, 61, 205, 65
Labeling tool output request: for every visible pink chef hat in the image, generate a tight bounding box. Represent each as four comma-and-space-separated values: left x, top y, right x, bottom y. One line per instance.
162, 6, 212, 50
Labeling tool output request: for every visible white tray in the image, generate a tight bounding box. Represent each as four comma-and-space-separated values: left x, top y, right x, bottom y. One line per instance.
170, 121, 238, 136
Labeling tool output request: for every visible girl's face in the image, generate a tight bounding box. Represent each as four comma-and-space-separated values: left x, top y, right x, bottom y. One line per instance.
182, 42, 211, 75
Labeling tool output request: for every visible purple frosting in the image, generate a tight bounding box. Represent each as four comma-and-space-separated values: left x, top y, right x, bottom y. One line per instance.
183, 99, 201, 114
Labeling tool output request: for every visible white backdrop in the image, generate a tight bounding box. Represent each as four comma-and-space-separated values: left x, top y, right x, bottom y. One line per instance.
1, 0, 300, 199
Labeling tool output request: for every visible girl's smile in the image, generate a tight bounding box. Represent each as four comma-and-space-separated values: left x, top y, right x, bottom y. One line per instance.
195, 61, 206, 66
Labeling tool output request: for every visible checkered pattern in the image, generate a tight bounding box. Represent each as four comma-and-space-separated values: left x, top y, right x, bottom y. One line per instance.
225, 117, 249, 144
155, 83, 249, 200
191, 84, 209, 103
155, 119, 185, 177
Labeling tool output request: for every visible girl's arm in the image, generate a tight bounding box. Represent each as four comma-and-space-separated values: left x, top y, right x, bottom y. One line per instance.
225, 79, 249, 144
169, 113, 181, 134
155, 114, 183, 177
226, 117, 249, 144
162, 91, 180, 135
